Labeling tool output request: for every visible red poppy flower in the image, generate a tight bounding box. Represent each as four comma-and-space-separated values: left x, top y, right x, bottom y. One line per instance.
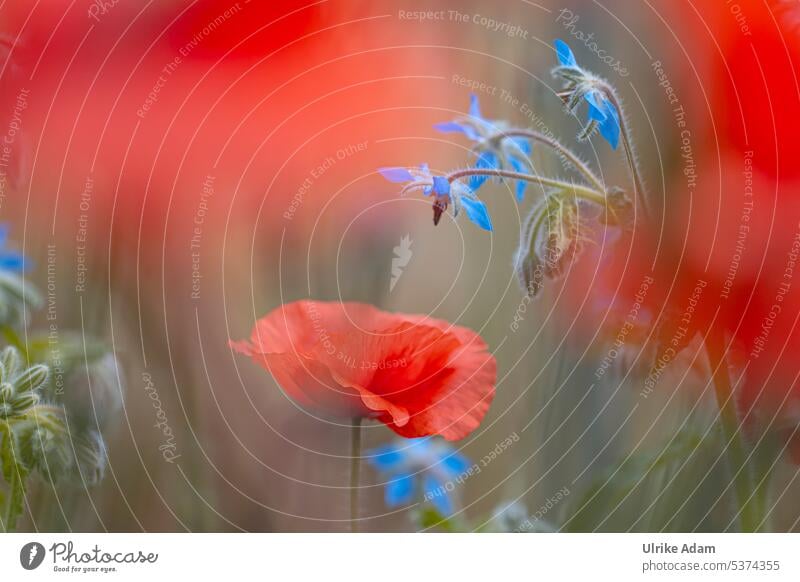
565, 0, 800, 463
230, 301, 496, 441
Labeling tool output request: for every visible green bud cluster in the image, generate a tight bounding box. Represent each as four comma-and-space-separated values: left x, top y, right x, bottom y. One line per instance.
0, 347, 48, 419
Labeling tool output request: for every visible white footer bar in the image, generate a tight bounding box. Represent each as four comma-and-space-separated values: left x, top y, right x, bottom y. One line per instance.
1, 533, 797, 581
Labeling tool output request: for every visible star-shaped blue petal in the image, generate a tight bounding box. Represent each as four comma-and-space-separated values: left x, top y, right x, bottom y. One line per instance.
379, 167, 415, 183
554, 39, 578, 68
0, 251, 26, 272
367, 444, 405, 471
439, 452, 471, 477
469, 150, 500, 191
385, 473, 415, 506
433, 121, 481, 141
461, 196, 493, 231
507, 154, 528, 201
585, 91, 620, 149
469, 93, 482, 119
423, 474, 453, 515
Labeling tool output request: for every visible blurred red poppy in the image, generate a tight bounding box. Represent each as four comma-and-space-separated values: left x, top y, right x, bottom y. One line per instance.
566, 0, 800, 462
230, 301, 496, 440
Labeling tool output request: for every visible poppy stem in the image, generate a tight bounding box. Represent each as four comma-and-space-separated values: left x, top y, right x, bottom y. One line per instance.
349, 418, 362, 532
705, 329, 761, 532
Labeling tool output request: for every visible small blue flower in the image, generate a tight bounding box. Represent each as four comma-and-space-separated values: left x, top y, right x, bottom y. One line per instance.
552, 39, 620, 150
367, 437, 472, 516
0, 224, 28, 273
432, 94, 486, 141
433, 95, 532, 200
379, 165, 493, 231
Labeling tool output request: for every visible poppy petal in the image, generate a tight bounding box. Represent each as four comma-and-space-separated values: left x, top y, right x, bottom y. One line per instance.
231, 301, 496, 438
380, 328, 496, 441
259, 351, 369, 418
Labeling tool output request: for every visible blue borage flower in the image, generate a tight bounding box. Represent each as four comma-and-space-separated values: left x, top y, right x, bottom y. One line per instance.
433, 95, 532, 201
0, 224, 29, 272
379, 164, 493, 231
553, 39, 620, 150
367, 437, 471, 516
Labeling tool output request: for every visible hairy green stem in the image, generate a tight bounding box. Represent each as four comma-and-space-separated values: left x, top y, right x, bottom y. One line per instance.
705, 330, 761, 532
597, 84, 650, 221
447, 168, 607, 206
0, 421, 24, 533
491, 128, 606, 192
2, 326, 28, 362
3, 471, 20, 532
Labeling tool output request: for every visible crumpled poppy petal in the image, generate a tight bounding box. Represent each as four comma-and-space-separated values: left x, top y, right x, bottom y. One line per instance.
230, 301, 497, 440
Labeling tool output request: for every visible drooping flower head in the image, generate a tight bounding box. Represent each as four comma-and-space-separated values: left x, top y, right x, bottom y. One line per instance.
367, 436, 471, 515
552, 39, 620, 149
230, 301, 497, 440
434, 95, 532, 200
379, 164, 493, 231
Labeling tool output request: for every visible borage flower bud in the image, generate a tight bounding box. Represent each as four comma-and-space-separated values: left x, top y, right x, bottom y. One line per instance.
543, 235, 580, 279
9, 393, 39, 413
62, 352, 125, 430
73, 430, 108, 485
599, 187, 635, 232
0, 345, 23, 379
0, 353, 48, 418
17, 420, 72, 479
0, 381, 12, 401
513, 250, 544, 299
513, 211, 545, 299
12, 363, 49, 393
542, 196, 583, 279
